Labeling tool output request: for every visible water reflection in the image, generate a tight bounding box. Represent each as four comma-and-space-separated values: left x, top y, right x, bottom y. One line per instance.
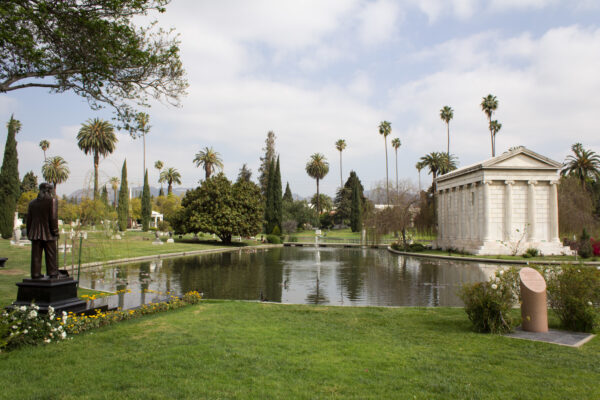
78, 247, 497, 307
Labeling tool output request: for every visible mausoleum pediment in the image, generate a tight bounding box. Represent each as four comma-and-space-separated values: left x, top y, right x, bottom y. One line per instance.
484, 152, 560, 169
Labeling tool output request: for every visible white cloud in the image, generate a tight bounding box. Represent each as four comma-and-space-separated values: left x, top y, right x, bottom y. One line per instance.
358, 0, 402, 45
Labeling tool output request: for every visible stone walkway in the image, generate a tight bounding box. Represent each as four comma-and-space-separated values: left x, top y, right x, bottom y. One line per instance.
505, 327, 595, 347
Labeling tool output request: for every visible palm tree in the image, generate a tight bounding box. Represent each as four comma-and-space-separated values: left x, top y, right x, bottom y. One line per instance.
193, 147, 224, 180
109, 176, 120, 208
391, 138, 401, 198
561, 143, 600, 186
154, 160, 164, 193
305, 153, 329, 215
135, 112, 150, 174
378, 120, 392, 205
42, 156, 70, 195
481, 94, 498, 156
415, 161, 425, 192
489, 120, 502, 154
39, 140, 50, 161
439, 153, 458, 175
159, 167, 182, 195
77, 118, 118, 199
440, 106, 453, 156
419, 152, 444, 192
335, 139, 346, 188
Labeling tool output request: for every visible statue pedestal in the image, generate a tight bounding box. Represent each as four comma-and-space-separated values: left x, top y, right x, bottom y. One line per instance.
13, 277, 86, 314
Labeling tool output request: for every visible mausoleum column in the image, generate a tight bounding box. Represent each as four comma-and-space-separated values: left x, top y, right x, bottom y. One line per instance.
548, 181, 559, 243
527, 180, 537, 241
438, 189, 445, 240
504, 180, 514, 241
457, 186, 463, 241
482, 180, 492, 242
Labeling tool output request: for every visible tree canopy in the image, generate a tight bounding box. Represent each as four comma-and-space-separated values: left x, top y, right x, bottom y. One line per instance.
0, 0, 187, 127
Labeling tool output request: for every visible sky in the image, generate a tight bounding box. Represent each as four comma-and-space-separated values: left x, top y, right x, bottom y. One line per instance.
2, 0, 600, 198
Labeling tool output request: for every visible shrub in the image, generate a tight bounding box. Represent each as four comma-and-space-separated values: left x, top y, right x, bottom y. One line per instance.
525, 248, 539, 257
183, 291, 203, 304
546, 266, 600, 332
459, 271, 517, 334
271, 225, 281, 236
157, 220, 171, 232
408, 243, 425, 252
591, 238, 600, 256
578, 229, 593, 258
266, 234, 281, 244
0, 305, 68, 351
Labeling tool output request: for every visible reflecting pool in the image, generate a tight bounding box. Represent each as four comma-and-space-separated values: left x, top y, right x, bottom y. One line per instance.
79, 247, 499, 307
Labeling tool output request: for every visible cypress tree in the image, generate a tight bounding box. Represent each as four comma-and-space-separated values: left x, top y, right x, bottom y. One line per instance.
0, 116, 21, 238
101, 185, 109, 206
117, 160, 129, 231
141, 169, 151, 231
158, 187, 165, 197
264, 160, 275, 233
283, 182, 293, 203
273, 156, 282, 232
350, 180, 362, 233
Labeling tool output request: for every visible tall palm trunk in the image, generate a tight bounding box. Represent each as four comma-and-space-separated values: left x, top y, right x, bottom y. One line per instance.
168, 181, 173, 195
395, 148, 399, 201
93, 151, 99, 199
339, 151, 343, 188
205, 164, 210, 180
384, 139, 389, 206
143, 132, 146, 175
446, 122, 450, 156
488, 116, 494, 157
316, 178, 320, 215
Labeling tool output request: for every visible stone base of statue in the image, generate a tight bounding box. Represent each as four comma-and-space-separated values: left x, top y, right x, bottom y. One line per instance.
12, 273, 86, 314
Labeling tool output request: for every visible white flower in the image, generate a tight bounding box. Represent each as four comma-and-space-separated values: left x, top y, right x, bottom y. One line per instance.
597, 266, 600, 270
28, 310, 37, 319
33, 304, 39, 310
11, 325, 17, 330
19, 306, 26, 312
60, 331, 67, 339
44, 339, 51, 343
58, 325, 63, 332
48, 306, 54, 314
588, 301, 593, 306
49, 315, 54, 320
491, 284, 498, 290
23, 329, 28, 334
62, 311, 67, 318
499, 270, 504, 275
46, 322, 51, 327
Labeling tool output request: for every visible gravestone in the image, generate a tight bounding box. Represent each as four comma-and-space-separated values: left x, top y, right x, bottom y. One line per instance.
519, 267, 548, 333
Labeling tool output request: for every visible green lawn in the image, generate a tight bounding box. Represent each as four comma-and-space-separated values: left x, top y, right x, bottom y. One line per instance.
0, 301, 598, 399
288, 228, 436, 242
0, 232, 259, 306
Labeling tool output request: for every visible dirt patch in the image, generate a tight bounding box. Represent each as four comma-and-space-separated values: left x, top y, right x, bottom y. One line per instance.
0, 268, 26, 276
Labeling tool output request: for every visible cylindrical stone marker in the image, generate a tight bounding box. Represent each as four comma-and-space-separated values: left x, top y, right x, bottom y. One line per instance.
519, 267, 548, 332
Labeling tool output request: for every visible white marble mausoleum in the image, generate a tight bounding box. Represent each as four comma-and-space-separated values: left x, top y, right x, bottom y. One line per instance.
434, 147, 571, 255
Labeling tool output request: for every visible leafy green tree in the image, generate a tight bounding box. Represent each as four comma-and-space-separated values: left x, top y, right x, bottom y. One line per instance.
0, 116, 21, 238
17, 191, 37, 216
77, 118, 117, 199
42, 156, 69, 195
154, 193, 182, 224
440, 106, 453, 156
58, 199, 79, 224
283, 200, 318, 230
39, 140, 50, 161
237, 163, 252, 183
350, 180, 362, 232
20, 171, 38, 193
0, 0, 187, 127
193, 146, 223, 180
334, 171, 366, 225
481, 94, 499, 156
159, 167, 181, 195
391, 138, 401, 197
259, 131, 276, 196
141, 170, 151, 231
117, 160, 129, 231
305, 153, 329, 215
561, 143, 600, 187
378, 121, 392, 205
174, 173, 263, 243
310, 194, 333, 213
109, 177, 120, 208
335, 139, 346, 188
283, 182, 293, 203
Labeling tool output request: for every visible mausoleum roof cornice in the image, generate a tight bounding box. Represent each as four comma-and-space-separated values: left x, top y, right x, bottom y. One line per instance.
436, 146, 562, 183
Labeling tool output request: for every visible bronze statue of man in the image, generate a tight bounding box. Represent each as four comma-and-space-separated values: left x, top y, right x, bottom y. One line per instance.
26, 183, 60, 279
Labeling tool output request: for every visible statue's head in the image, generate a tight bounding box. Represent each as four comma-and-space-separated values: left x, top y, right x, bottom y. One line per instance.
38, 183, 54, 200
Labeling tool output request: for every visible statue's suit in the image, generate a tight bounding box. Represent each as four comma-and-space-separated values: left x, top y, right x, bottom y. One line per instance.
26, 196, 59, 279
